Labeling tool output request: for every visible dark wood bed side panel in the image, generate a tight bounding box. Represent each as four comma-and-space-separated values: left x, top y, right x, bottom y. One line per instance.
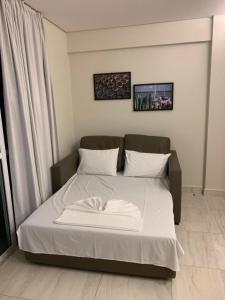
25, 252, 176, 279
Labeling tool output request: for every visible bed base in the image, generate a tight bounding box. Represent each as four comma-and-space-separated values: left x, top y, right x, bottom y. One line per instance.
25, 252, 176, 279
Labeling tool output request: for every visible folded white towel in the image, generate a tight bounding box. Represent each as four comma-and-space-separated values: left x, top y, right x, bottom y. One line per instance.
68, 196, 106, 212
55, 197, 143, 232
67, 197, 141, 216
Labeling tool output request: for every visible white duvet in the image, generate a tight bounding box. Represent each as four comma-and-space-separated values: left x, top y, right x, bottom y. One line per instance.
17, 173, 184, 271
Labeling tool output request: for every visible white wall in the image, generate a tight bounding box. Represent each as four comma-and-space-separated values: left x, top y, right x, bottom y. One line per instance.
44, 20, 75, 159
205, 15, 225, 193
44, 16, 225, 192
67, 18, 211, 53
68, 19, 211, 188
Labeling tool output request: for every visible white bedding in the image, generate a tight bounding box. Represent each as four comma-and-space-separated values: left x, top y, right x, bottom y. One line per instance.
17, 173, 184, 271
55, 198, 143, 232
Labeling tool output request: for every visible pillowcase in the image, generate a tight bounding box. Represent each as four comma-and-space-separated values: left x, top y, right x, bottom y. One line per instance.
124, 150, 171, 178
77, 148, 119, 176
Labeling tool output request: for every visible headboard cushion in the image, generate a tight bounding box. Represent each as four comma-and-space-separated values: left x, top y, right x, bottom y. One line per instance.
124, 134, 170, 154
80, 136, 124, 171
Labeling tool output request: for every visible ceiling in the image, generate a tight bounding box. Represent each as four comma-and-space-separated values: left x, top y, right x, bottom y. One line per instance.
25, 0, 225, 32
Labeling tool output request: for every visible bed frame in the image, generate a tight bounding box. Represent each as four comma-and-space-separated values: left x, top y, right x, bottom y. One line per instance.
25, 252, 176, 279
24, 134, 182, 279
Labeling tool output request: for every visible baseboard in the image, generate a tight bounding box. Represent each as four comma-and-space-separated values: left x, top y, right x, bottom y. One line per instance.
0, 245, 16, 264
182, 186, 225, 196
182, 186, 203, 194
203, 189, 225, 197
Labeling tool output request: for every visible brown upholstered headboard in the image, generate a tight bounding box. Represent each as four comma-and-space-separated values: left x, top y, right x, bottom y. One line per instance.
124, 134, 170, 154
79, 134, 170, 171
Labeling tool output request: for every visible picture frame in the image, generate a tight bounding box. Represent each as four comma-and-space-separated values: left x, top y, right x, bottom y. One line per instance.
133, 82, 174, 111
93, 72, 131, 100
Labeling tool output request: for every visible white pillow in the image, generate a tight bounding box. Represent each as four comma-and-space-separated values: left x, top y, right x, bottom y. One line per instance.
77, 148, 119, 176
124, 150, 171, 178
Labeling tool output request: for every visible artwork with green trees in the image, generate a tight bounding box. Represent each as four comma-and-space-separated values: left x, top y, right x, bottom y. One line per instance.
133, 83, 173, 111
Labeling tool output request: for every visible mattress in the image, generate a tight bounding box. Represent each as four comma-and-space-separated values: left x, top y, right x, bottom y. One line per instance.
17, 173, 184, 271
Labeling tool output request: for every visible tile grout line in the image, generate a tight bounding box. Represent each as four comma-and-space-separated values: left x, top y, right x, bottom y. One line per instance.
179, 264, 225, 272
93, 273, 103, 300
176, 228, 225, 236
0, 294, 29, 300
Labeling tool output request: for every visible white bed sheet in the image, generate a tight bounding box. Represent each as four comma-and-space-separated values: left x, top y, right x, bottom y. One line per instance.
17, 173, 184, 271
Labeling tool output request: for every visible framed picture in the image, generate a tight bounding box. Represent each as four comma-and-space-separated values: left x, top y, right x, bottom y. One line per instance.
93, 72, 131, 100
133, 82, 174, 111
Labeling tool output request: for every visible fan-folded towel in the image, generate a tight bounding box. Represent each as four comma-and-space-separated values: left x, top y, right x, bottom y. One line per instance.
55, 197, 143, 232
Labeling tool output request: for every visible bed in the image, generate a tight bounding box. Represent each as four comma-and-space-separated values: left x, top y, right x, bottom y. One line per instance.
17, 134, 183, 279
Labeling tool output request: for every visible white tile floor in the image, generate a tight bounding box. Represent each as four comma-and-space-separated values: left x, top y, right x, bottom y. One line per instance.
0, 192, 225, 300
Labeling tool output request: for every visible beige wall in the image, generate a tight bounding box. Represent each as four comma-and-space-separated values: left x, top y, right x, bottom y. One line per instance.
44, 16, 225, 191
67, 18, 211, 188
69, 43, 209, 188
44, 20, 75, 159
67, 18, 211, 53
204, 15, 225, 193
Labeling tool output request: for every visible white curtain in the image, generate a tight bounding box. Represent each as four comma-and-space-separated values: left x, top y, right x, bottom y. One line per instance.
0, 0, 59, 227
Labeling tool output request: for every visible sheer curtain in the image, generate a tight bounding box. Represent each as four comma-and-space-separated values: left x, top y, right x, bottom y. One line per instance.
0, 0, 59, 226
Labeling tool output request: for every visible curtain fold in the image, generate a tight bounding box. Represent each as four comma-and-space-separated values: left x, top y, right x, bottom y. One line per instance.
0, 0, 59, 226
